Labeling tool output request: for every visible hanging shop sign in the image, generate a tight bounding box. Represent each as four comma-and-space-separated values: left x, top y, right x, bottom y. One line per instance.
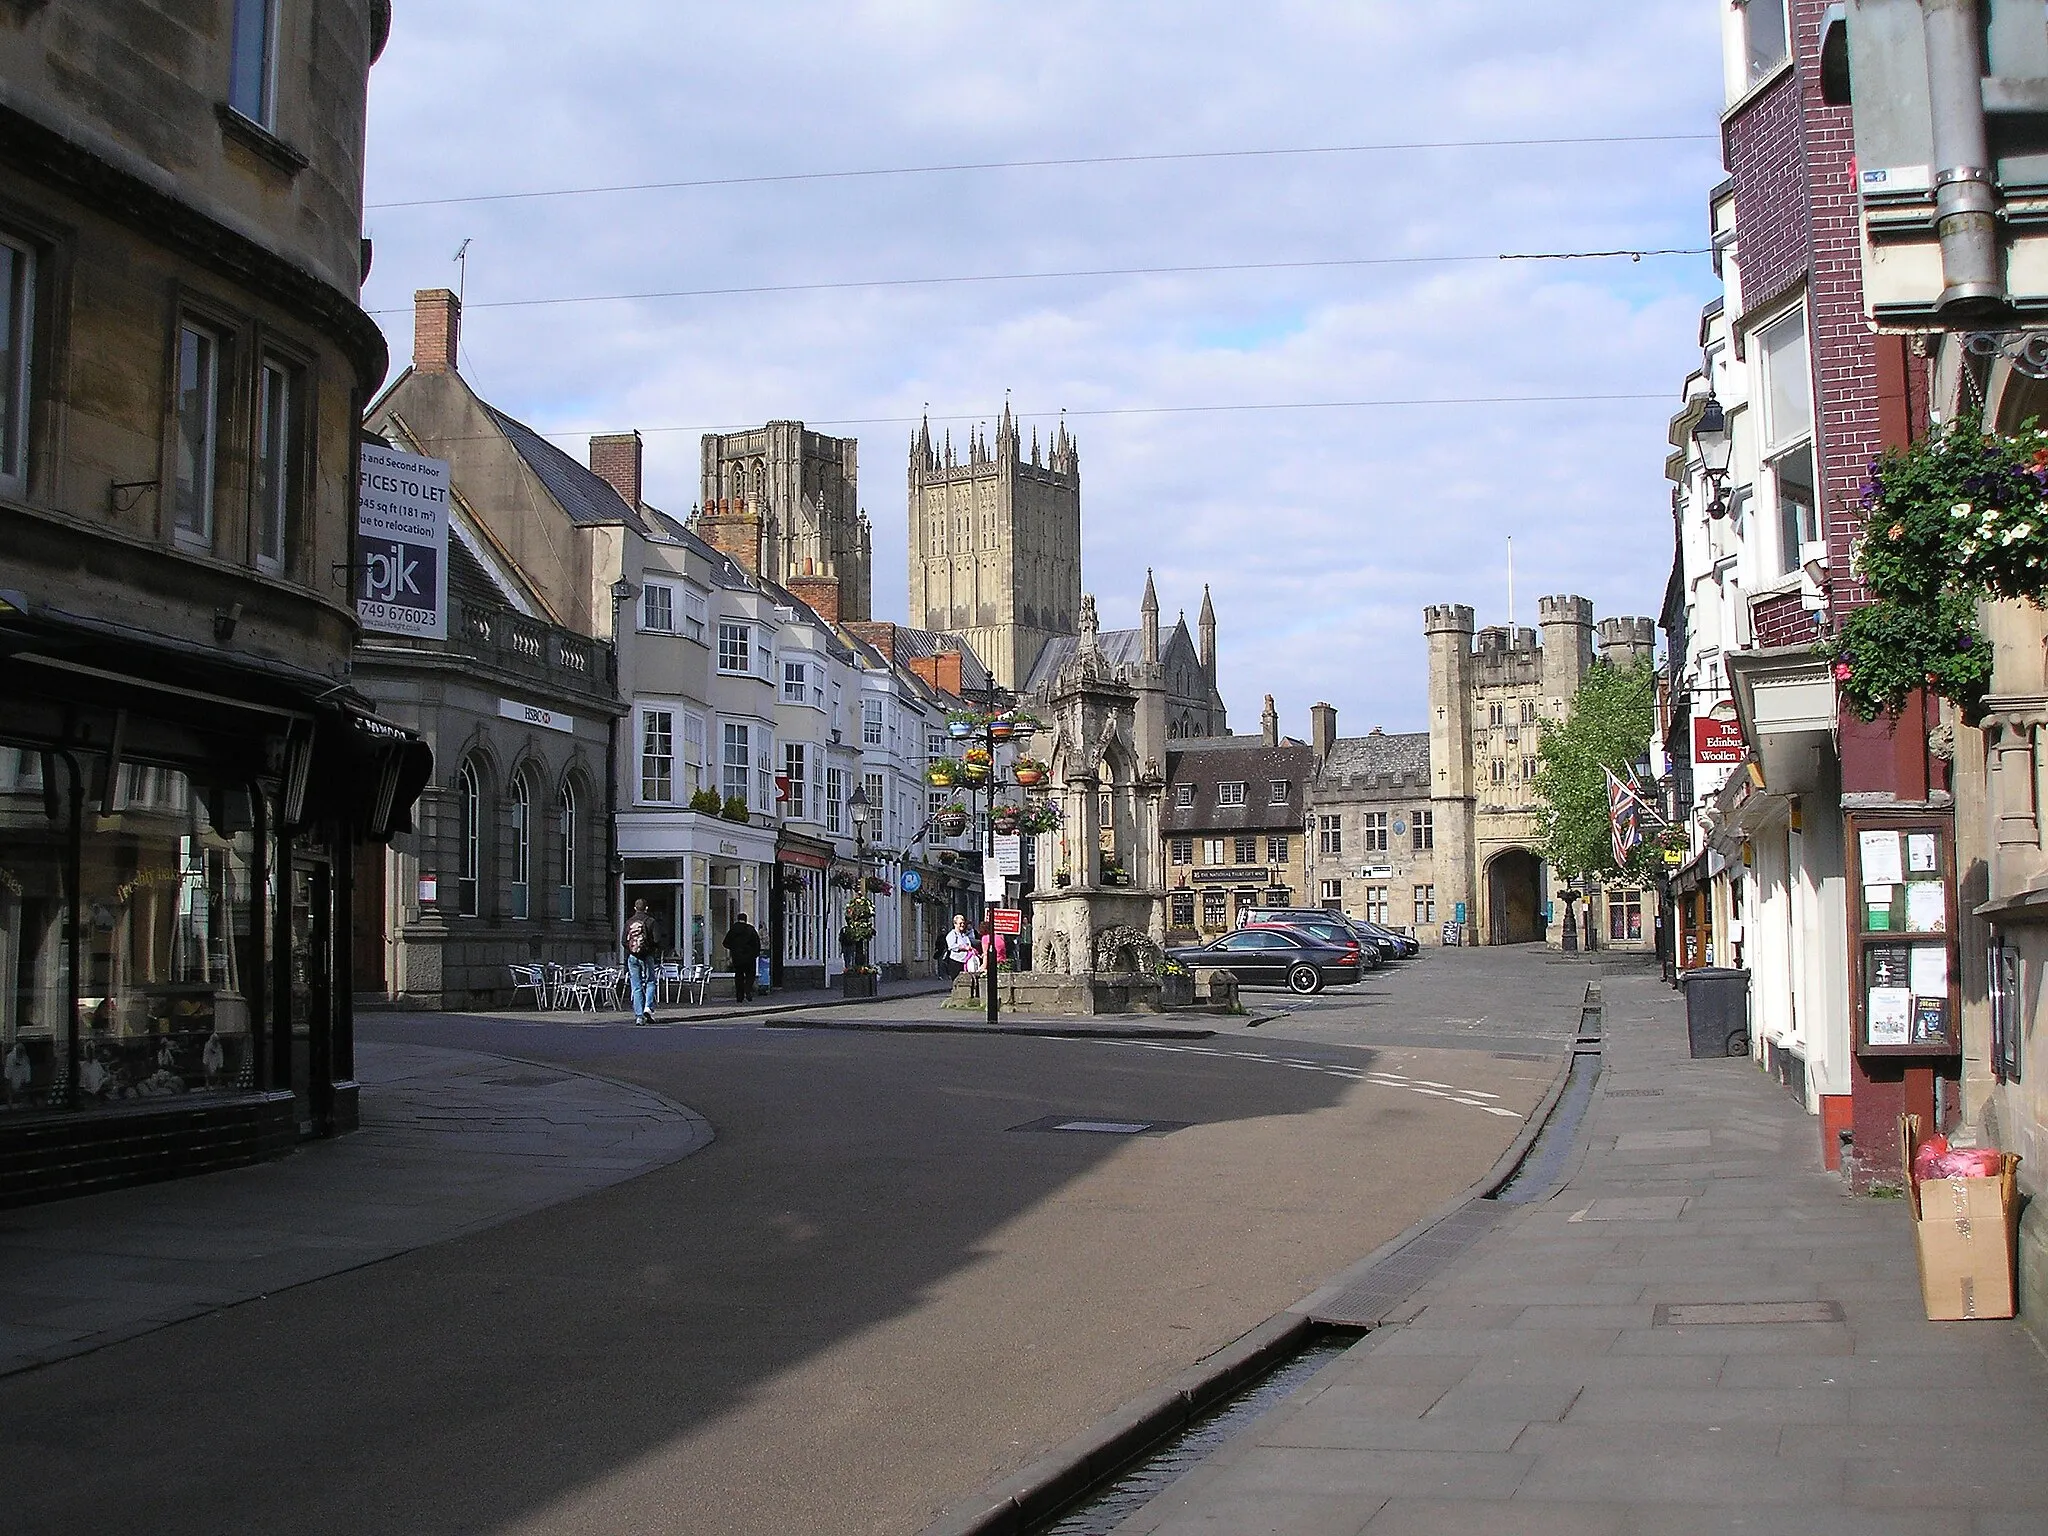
1693, 706, 1747, 766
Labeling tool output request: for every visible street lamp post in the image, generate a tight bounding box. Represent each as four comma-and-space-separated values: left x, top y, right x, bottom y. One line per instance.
847, 782, 872, 992
1691, 394, 1735, 519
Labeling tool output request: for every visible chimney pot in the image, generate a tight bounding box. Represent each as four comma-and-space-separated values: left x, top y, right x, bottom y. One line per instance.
588, 431, 643, 512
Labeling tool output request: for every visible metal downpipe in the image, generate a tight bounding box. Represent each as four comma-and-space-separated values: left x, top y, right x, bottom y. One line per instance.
1923, 0, 2006, 317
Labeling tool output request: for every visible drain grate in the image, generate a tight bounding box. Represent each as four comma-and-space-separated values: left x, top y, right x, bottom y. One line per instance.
1010, 1115, 1190, 1136
1654, 1301, 1843, 1326
1606, 1088, 1665, 1098
1492, 1051, 1550, 1062
1310, 1203, 1502, 1326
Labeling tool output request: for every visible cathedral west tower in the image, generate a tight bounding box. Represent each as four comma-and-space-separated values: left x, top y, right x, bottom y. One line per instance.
908, 403, 1081, 689
701, 421, 872, 620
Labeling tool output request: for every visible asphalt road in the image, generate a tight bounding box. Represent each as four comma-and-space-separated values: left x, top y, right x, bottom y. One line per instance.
0, 949, 1598, 1536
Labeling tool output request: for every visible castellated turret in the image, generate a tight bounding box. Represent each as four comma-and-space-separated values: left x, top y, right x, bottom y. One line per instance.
1597, 616, 1657, 668
1537, 594, 1595, 706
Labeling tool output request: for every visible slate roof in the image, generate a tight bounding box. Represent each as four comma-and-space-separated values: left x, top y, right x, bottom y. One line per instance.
447, 529, 509, 610
1022, 628, 1146, 692
1318, 729, 1430, 784
1162, 738, 1314, 835
483, 403, 659, 536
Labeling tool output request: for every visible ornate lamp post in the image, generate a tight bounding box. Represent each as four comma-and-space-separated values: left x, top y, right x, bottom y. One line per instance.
844, 781, 875, 996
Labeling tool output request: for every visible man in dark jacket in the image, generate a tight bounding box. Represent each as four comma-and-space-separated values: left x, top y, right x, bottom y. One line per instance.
724, 911, 763, 1001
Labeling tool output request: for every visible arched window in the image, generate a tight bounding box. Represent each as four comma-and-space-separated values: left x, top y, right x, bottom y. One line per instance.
557, 783, 577, 921
457, 762, 481, 915
509, 774, 531, 920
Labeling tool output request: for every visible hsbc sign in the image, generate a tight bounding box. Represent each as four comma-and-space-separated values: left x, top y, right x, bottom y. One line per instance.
357, 443, 450, 639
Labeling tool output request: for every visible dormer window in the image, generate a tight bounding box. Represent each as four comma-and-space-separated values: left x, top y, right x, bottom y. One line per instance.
1218, 781, 1247, 806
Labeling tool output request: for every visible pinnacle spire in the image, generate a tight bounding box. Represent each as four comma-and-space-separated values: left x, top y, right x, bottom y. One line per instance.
1141, 568, 1158, 613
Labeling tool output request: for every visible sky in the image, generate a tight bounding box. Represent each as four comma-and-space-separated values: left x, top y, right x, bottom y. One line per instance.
359, 1, 1726, 739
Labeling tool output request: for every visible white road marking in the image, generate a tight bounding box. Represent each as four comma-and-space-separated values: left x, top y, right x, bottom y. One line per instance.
1062, 1038, 1524, 1120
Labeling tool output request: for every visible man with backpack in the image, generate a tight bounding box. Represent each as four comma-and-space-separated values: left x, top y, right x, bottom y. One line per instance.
623, 899, 660, 1025
724, 910, 763, 1002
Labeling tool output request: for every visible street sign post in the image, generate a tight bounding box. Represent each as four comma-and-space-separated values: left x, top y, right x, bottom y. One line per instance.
992, 908, 1022, 935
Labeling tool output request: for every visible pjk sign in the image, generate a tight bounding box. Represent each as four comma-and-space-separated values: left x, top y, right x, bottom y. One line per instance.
357, 443, 449, 639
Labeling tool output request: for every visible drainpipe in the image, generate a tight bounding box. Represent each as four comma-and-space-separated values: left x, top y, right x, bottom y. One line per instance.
1923, 0, 2007, 317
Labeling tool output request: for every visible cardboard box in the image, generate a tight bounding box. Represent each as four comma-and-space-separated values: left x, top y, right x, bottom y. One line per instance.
1899, 1114, 2021, 1321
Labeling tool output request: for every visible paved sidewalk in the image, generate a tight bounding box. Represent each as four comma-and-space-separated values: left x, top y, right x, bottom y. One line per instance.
0, 1040, 710, 1378
1112, 962, 2048, 1535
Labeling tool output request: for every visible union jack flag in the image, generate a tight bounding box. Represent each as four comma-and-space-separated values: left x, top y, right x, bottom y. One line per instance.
1606, 766, 1646, 868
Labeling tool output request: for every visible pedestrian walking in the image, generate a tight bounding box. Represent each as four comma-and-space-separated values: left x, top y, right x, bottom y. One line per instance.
724, 910, 763, 1002
622, 899, 661, 1026
943, 913, 976, 977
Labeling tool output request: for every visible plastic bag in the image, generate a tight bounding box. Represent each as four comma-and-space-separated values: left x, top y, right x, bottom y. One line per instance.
1914, 1133, 2006, 1181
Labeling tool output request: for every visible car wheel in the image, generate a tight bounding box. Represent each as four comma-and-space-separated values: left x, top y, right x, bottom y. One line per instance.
1287, 963, 1322, 995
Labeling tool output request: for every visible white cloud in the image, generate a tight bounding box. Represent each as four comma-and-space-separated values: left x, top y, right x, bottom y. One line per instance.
361, 1, 1723, 736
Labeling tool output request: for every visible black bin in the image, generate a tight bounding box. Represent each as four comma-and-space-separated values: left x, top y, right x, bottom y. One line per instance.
1681, 967, 1751, 1058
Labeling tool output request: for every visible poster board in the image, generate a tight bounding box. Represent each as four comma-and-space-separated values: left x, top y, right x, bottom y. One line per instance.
1848, 813, 1959, 1058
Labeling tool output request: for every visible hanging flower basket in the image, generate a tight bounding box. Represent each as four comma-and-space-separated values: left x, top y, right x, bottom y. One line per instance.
960, 761, 988, 785
845, 896, 875, 923
989, 714, 1015, 741
927, 759, 962, 787
828, 869, 858, 890
1018, 800, 1064, 835
963, 747, 991, 765
946, 710, 981, 738
1012, 756, 1048, 786
992, 805, 1022, 835
863, 874, 892, 895
779, 872, 806, 895
933, 801, 969, 837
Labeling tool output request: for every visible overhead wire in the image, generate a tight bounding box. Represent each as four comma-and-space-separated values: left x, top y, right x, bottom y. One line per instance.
366, 131, 1718, 211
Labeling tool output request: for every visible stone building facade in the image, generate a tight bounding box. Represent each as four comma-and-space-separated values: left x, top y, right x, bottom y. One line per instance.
0, 1, 424, 1201
1301, 714, 1446, 939
1161, 696, 1313, 943
697, 421, 872, 621
908, 405, 1080, 689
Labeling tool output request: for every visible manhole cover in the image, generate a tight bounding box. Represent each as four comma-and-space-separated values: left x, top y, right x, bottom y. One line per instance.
1654, 1301, 1844, 1326
1010, 1115, 1189, 1136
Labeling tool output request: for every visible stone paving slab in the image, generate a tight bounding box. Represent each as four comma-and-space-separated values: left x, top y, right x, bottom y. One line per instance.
0, 1040, 710, 1377
1110, 963, 2048, 1534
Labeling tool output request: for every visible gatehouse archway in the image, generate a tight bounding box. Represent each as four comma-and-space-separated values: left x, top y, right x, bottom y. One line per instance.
1486, 848, 1544, 945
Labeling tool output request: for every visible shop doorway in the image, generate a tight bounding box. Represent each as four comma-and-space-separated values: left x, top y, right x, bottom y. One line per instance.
1486, 848, 1544, 945
351, 841, 386, 997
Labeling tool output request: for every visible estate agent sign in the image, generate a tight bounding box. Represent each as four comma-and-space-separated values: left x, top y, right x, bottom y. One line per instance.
357, 443, 450, 639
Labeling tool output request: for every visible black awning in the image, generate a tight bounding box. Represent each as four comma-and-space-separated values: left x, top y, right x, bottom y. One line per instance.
304, 705, 433, 841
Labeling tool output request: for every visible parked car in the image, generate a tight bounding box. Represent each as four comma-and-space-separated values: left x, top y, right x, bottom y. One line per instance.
1167, 927, 1363, 994
1242, 907, 1408, 963
1355, 919, 1421, 959
1240, 917, 1382, 969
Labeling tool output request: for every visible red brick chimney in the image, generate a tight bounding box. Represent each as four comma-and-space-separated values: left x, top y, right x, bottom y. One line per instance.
589, 431, 642, 511
698, 498, 762, 574
845, 621, 898, 661
786, 574, 842, 625
907, 651, 964, 696
414, 288, 460, 375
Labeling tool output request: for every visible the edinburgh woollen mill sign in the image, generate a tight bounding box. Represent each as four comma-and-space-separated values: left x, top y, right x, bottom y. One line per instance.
357, 444, 450, 639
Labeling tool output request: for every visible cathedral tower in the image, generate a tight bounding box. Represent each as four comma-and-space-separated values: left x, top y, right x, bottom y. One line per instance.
701, 421, 872, 620
907, 403, 1081, 688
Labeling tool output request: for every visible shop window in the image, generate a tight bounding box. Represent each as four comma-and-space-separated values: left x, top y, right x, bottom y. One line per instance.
173, 321, 221, 549
1201, 889, 1226, 927
1170, 891, 1195, 928
557, 784, 576, 921
0, 235, 33, 489
3, 747, 266, 1113
228, 0, 279, 128
508, 774, 531, 919
457, 760, 481, 916
1608, 889, 1643, 941
254, 357, 298, 573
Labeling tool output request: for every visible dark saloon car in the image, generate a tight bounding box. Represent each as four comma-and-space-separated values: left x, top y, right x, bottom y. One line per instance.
1167, 927, 1363, 994
1241, 917, 1382, 969
1243, 907, 1413, 962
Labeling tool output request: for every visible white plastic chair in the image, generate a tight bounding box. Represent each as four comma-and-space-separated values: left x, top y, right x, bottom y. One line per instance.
684, 964, 712, 1006
560, 965, 599, 1012
658, 959, 683, 1005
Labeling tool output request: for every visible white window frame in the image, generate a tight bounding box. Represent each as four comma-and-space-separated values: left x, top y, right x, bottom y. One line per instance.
457, 761, 480, 916
782, 659, 809, 705
1268, 781, 1290, 805
783, 741, 807, 820
557, 784, 577, 921
228, 0, 280, 130
1365, 886, 1389, 925
825, 765, 845, 835
1217, 781, 1247, 807
1413, 884, 1435, 925
509, 775, 531, 920
1267, 835, 1288, 864
717, 621, 752, 676
1175, 784, 1194, 808
721, 721, 750, 807
1755, 300, 1818, 579
639, 708, 674, 804
1737, 0, 1789, 90
863, 697, 885, 746
173, 321, 221, 549
641, 583, 675, 633
681, 587, 708, 643
0, 234, 33, 490
681, 710, 706, 799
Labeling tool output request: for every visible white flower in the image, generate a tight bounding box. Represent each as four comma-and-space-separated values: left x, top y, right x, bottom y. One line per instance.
1952, 503, 1973, 519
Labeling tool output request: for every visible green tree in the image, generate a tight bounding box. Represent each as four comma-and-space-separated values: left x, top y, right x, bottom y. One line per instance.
1532, 659, 1660, 882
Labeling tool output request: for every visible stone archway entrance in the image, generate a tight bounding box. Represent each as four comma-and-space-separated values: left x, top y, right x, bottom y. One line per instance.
1486, 848, 1544, 945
